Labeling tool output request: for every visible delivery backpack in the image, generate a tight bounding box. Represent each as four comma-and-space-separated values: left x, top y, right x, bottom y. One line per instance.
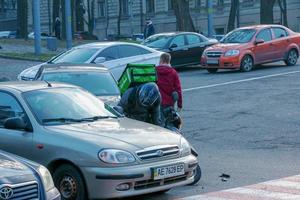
118, 63, 157, 95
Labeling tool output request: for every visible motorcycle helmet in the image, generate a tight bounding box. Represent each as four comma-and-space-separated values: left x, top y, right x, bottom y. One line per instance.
138, 83, 160, 107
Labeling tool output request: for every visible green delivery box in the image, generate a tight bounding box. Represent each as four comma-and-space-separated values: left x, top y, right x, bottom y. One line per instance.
118, 63, 157, 94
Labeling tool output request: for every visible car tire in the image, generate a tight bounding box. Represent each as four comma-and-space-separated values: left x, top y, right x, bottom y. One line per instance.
53, 164, 86, 200
285, 49, 298, 66
240, 55, 254, 72
207, 68, 218, 73
188, 164, 202, 185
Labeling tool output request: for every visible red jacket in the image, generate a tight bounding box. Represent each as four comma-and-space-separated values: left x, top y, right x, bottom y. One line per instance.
156, 65, 183, 108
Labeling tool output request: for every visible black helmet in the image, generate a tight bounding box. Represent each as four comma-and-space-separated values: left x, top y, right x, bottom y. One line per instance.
138, 83, 160, 107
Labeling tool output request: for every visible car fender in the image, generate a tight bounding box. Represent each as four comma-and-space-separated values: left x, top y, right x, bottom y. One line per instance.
240, 50, 256, 65
284, 43, 300, 59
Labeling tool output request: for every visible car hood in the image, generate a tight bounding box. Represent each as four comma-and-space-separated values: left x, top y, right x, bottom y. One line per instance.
97, 95, 120, 106
46, 117, 181, 150
206, 43, 247, 52
0, 152, 33, 180
18, 63, 46, 80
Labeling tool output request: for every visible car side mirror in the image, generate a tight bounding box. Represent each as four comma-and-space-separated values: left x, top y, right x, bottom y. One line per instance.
169, 44, 178, 50
255, 39, 265, 45
94, 57, 106, 64
4, 117, 31, 131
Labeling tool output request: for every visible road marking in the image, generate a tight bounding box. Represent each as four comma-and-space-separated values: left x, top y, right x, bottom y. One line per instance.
182, 70, 300, 92
179, 175, 300, 200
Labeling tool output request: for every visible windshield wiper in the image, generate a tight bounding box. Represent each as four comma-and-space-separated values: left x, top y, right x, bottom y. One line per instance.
80, 115, 117, 122
42, 118, 83, 123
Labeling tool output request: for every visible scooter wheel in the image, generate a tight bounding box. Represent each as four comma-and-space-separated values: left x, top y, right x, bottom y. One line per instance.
188, 164, 201, 185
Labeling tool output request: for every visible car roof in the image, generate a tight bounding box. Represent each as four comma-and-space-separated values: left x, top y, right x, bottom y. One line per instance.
0, 81, 77, 93
150, 32, 201, 37
76, 41, 144, 49
237, 24, 286, 30
41, 63, 109, 73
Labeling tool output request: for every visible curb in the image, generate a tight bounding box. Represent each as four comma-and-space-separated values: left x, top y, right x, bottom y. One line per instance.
0, 54, 45, 62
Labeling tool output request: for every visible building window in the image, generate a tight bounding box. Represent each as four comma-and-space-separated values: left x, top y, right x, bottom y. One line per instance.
98, 0, 106, 17
146, 0, 155, 13
1, 0, 16, 11
120, 0, 129, 16
168, 0, 174, 10
195, 0, 201, 8
216, 0, 224, 7
242, 0, 254, 6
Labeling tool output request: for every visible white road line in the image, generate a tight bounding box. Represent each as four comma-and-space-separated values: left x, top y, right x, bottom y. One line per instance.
182, 70, 300, 92
227, 187, 300, 199
263, 180, 300, 190
180, 196, 229, 200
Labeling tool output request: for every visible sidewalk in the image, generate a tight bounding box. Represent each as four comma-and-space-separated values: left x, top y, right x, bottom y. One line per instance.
180, 175, 300, 200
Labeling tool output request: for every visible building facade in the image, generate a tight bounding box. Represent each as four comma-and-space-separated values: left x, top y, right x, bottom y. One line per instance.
1, 0, 300, 39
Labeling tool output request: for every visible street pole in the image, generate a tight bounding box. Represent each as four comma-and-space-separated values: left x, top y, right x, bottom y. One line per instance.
33, 0, 41, 55
207, 0, 214, 37
65, 0, 72, 49
130, 0, 134, 36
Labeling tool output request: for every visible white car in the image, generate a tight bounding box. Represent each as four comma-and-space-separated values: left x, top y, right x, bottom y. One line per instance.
18, 42, 163, 81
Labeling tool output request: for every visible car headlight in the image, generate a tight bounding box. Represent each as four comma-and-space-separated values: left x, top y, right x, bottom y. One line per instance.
98, 149, 136, 164
180, 137, 191, 157
37, 165, 55, 192
224, 49, 240, 57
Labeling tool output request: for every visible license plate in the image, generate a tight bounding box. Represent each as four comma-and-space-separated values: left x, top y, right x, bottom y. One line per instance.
207, 59, 219, 65
152, 163, 185, 180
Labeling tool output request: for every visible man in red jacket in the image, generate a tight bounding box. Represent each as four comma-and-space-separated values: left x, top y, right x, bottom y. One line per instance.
156, 52, 183, 111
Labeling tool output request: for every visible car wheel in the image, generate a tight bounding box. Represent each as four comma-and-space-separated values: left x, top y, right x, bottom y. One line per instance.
53, 164, 86, 200
240, 55, 254, 72
285, 49, 298, 66
188, 164, 202, 185
207, 68, 218, 73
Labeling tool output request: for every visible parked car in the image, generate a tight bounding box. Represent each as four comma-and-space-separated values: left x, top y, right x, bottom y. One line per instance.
142, 32, 218, 67
28, 32, 52, 40
0, 31, 16, 39
0, 150, 60, 200
201, 25, 300, 73
18, 42, 163, 81
211, 34, 225, 41
74, 31, 98, 40
34, 63, 120, 105
0, 81, 198, 199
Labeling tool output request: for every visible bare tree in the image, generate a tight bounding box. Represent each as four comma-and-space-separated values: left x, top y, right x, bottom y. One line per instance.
17, 0, 28, 39
278, 0, 288, 27
84, 0, 96, 36
117, 0, 122, 36
260, 0, 276, 24
227, 0, 239, 32
172, 0, 195, 32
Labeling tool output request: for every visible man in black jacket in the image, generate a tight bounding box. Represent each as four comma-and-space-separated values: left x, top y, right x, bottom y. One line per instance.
144, 19, 155, 39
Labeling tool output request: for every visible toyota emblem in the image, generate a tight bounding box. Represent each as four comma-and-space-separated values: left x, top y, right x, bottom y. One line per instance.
156, 150, 164, 157
0, 186, 13, 200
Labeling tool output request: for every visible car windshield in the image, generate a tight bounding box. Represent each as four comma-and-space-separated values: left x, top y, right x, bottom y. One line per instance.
50, 48, 99, 64
143, 35, 171, 48
23, 87, 116, 125
221, 29, 256, 44
42, 71, 120, 96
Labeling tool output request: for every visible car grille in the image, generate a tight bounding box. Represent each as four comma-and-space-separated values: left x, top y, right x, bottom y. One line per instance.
134, 173, 189, 190
136, 145, 180, 161
206, 51, 223, 58
4, 181, 39, 200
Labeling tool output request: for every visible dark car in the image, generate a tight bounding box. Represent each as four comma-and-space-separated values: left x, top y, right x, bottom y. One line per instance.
34, 63, 121, 105
0, 150, 60, 200
142, 32, 218, 67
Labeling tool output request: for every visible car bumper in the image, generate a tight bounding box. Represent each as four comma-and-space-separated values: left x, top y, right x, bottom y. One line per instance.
81, 154, 197, 199
201, 56, 241, 69
46, 187, 61, 200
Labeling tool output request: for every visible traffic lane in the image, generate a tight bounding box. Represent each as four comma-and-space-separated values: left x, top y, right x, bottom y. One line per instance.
178, 61, 300, 91
136, 68, 300, 200
0, 57, 41, 80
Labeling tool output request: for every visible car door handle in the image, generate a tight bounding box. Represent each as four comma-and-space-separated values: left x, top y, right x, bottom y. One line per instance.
183, 48, 188, 51
269, 43, 274, 46
286, 39, 290, 42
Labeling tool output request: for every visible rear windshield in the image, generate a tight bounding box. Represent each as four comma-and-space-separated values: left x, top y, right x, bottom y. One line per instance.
143, 35, 172, 48
50, 48, 99, 64
221, 29, 256, 44
42, 72, 120, 96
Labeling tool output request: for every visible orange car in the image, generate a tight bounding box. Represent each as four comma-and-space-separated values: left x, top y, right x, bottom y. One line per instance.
201, 25, 300, 73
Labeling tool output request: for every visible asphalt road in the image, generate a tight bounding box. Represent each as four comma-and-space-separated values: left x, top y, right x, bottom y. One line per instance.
1, 58, 300, 199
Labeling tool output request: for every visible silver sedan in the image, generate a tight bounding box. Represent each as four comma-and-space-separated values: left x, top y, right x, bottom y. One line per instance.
0, 81, 198, 199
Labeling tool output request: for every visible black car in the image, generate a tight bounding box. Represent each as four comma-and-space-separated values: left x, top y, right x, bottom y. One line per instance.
0, 150, 60, 200
142, 32, 218, 67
